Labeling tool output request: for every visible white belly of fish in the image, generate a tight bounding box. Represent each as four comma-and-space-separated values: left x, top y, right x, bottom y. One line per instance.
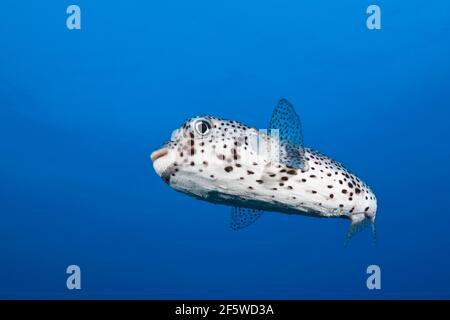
169, 148, 377, 221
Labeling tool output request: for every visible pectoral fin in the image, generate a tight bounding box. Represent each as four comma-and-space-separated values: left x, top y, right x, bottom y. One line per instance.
268, 99, 307, 170
231, 207, 263, 230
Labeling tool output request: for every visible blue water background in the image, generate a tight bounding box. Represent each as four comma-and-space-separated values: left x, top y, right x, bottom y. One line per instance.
1, 0, 450, 298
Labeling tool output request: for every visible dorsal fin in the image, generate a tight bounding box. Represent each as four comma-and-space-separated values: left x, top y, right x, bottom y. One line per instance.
268, 99, 306, 169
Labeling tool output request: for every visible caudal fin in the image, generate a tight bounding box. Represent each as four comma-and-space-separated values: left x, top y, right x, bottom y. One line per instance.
344, 213, 376, 247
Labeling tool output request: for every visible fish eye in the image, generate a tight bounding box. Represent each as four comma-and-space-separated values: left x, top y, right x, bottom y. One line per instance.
193, 119, 211, 136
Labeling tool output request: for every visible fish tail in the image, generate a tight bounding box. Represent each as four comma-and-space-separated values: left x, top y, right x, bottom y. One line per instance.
371, 216, 377, 247
344, 213, 376, 247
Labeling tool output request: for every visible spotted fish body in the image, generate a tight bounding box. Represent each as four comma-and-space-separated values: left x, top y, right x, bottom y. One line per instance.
151, 99, 377, 240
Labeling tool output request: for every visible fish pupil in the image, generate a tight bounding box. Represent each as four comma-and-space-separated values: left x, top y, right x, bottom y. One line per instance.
200, 122, 208, 133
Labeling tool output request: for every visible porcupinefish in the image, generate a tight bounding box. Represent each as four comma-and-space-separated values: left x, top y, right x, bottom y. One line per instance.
151, 99, 377, 242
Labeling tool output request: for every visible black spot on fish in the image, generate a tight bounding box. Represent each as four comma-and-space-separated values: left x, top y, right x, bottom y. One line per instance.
231, 148, 239, 160
224, 166, 233, 172
247, 170, 254, 175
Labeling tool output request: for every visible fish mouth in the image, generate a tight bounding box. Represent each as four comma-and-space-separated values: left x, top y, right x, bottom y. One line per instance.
150, 148, 168, 162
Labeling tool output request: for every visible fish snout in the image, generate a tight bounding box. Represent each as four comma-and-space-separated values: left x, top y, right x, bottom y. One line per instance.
150, 148, 169, 162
